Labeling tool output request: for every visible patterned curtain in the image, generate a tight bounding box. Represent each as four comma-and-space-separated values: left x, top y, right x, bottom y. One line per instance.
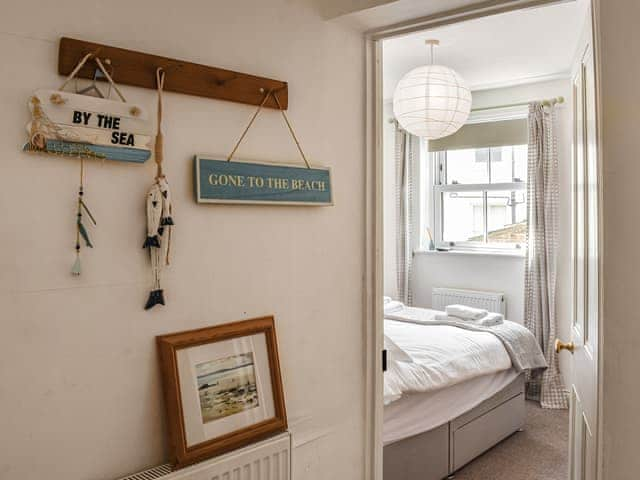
524, 103, 568, 409
395, 125, 418, 305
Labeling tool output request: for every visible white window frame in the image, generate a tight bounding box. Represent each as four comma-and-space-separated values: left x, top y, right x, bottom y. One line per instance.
431, 148, 527, 253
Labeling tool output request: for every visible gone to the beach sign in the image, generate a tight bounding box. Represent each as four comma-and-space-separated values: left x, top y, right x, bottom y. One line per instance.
194, 156, 332, 206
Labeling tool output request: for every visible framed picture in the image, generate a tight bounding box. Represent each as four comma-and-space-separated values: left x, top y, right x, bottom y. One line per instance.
157, 316, 287, 468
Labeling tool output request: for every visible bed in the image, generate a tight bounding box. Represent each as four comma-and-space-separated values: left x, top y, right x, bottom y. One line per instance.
383, 305, 545, 480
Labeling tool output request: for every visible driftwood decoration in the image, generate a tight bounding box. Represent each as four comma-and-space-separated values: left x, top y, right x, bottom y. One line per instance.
23, 53, 153, 277
143, 69, 174, 310
25, 53, 153, 163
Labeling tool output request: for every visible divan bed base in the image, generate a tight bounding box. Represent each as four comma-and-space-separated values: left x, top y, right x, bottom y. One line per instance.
383, 374, 526, 480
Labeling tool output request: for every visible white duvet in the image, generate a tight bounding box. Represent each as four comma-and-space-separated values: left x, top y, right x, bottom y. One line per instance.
384, 310, 512, 405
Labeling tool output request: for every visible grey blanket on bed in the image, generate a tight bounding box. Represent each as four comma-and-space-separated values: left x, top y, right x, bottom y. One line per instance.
385, 307, 547, 372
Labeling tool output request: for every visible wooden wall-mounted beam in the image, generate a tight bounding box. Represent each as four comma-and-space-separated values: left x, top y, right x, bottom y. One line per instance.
58, 37, 288, 110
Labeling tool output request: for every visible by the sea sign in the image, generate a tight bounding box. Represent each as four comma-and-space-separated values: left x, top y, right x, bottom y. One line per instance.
194, 156, 333, 206
24, 89, 152, 163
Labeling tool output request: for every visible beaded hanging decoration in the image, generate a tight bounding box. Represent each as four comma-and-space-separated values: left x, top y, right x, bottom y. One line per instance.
71, 158, 96, 275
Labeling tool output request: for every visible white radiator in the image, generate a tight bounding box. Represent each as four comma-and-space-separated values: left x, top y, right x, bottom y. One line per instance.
432, 287, 505, 315
118, 433, 290, 480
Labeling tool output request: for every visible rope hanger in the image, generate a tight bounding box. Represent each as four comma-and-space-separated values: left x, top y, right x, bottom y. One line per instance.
155, 68, 166, 179
59, 52, 127, 103
227, 89, 312, 169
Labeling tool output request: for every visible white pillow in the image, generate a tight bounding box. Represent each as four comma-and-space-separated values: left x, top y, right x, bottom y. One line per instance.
384, 334, 413, 364
383, 334, 412, 405
384, 300, 404, 315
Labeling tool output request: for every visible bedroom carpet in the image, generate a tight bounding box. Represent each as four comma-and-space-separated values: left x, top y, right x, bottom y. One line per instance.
453, 401, 569, 480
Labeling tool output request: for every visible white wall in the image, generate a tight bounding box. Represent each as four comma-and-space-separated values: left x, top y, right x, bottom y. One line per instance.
412, 252, 525, 319
0, 3, 366, 479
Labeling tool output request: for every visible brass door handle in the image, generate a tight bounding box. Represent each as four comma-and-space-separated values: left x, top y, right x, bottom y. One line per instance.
555, 339, 575, 354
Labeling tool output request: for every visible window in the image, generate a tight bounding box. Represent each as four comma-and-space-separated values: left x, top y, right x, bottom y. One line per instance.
432, 145, 527, 251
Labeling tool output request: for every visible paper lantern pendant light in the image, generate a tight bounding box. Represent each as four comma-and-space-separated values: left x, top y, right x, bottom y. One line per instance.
393, 39, 472, 140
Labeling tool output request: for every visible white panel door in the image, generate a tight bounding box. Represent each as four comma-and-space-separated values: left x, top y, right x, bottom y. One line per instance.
566, 21, 599, 480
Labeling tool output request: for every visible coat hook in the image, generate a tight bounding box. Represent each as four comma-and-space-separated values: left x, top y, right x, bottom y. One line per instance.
161, 63, 182, 74
61, 38, 287, 109
85, 47, 102, 59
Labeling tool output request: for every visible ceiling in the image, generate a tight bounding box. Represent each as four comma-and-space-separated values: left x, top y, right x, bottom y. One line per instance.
312, 0, 397, 19
331, 0, 530, 31
382, 0, 588, 99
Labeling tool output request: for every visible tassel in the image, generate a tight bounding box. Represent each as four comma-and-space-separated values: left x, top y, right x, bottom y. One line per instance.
71, 255, 81, 276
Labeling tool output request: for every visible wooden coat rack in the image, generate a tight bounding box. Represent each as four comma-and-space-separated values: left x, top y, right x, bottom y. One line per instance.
58, 37, 288, 110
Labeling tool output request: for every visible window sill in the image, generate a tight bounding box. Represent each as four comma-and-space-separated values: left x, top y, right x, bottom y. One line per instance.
414, 249, 526, 259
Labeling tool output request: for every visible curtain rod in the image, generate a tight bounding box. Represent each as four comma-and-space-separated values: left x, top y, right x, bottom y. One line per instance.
387, 96, 565, 123
470, 95, 565, 112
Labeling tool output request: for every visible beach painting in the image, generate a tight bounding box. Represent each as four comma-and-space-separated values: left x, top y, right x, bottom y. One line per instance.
196, 352, 259, 424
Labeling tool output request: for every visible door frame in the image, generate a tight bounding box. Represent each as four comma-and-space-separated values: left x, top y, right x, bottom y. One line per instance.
362, 1, 605, 479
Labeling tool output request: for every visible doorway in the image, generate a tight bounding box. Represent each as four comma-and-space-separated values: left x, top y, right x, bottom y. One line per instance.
364, 1, 602, 479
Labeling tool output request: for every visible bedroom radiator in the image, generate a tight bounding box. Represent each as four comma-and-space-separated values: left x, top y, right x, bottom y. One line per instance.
117, 433, 290, 480
432, 288, 505, 315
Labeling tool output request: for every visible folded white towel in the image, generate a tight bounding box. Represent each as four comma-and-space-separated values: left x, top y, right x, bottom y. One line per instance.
445, 304, 488, 321
384, 300, 405, 314
477, 312, 504, 327
434, 312, 504, 327
383, 296, 392, 305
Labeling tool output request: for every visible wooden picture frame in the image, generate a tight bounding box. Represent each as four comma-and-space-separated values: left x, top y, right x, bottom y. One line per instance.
157, 316, 287, 468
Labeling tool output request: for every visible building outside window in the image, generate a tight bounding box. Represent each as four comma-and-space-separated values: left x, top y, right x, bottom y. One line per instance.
431, 144, 528, 252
